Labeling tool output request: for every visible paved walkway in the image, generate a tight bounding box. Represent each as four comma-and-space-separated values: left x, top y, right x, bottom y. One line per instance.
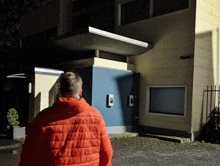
0, 132, 139, 150
110, 136, 220, 166
0, 131, 190, 151
0, 137, 25, 150
1, 133, 220, 166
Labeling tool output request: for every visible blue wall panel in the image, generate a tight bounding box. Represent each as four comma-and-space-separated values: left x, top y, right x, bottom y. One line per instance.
71, 67, 93, 105
92, 66, 139, 128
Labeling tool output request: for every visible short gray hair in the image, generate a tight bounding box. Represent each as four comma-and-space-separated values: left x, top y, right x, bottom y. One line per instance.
60, 72, 83, 95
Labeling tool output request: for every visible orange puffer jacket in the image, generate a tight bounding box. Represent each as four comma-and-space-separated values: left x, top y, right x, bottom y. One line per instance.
19, 97, 113, 166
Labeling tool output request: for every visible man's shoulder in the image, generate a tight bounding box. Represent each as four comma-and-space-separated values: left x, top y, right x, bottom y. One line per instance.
88, 106, 102, 116
34, 106, 54, 120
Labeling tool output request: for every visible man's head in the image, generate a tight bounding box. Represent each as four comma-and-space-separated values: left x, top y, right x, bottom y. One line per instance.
60, 72, 83, 99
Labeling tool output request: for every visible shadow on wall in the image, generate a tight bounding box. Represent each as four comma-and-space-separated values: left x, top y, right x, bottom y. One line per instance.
91, 66, 140, 132
116, 73, 140, 130
194, 31, 216, 140
49, 78, 61, 107
34, 92, 41, 118
31, 75, 61, 122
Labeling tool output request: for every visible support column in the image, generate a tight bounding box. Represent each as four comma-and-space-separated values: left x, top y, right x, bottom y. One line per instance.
95, 50, 99, 58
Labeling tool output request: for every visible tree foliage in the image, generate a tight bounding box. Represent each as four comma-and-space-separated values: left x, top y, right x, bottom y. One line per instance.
7, 108, 20, 128
0, 0, 49, 52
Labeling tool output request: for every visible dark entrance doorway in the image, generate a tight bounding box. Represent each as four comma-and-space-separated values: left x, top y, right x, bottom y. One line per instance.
0, 76, 29, 135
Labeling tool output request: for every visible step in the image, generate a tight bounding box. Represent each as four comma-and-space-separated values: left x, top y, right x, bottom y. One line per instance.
139, 133, 191, 143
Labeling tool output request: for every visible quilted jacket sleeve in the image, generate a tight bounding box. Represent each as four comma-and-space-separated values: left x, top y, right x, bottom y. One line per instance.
99, 116, 113, 166
19, 113, 47, 166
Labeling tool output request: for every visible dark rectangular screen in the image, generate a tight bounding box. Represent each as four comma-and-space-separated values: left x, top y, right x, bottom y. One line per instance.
149, 87, 185, 116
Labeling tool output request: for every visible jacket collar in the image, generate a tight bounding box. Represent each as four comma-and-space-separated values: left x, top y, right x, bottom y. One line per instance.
53, 97, 90, 115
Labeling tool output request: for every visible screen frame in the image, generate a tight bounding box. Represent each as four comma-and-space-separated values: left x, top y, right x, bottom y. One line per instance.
146, 85, 187, 118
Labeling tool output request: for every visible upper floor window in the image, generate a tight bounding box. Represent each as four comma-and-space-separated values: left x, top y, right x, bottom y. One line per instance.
121, 0, 150, 25
153, 0, 189, 17
118, 0, 190, 26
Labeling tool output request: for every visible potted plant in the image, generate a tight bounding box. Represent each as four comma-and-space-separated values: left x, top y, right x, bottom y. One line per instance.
7, 108, 25, 139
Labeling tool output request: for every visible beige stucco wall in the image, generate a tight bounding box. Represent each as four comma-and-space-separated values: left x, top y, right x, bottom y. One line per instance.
115, 1, 196, 133
192, 0, 220, 132
51, 57, 134, 72
35, 72, 61, 113
94, 57, 134, 72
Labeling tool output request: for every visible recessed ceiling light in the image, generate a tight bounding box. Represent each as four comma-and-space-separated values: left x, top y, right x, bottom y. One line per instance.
7, 73, 26, 78
7, 76, 26, 78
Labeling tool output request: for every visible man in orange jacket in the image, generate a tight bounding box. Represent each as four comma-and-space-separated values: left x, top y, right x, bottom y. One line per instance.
19, 72, 113, 166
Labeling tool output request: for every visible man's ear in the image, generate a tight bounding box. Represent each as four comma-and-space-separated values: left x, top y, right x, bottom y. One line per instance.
79, 88, 82, 96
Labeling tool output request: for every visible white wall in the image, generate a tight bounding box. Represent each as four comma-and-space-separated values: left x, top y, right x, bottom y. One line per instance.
34, 68, 63, 114
115, 1, 196, 133
192, 0, 220, 132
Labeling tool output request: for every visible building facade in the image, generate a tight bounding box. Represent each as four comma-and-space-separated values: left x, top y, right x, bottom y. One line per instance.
2, 0, 220, 141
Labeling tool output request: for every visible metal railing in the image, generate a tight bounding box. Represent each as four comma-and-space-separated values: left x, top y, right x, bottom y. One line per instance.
203, 86, 220, 129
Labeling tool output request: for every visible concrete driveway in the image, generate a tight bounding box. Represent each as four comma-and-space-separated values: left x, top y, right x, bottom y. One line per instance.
110, 136, 220, 166
1, 135, 220, 166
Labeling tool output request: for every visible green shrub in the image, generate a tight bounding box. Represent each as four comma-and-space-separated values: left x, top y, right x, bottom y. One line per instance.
7, 108, 20, 128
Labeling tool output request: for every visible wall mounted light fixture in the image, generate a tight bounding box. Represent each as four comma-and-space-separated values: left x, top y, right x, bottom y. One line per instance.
107, 94, 114, 107
28, 83, 32, 93
128, 95, 134, 106
7, 73, 26, 78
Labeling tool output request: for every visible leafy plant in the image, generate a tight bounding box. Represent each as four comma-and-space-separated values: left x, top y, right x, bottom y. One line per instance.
7, 108, 20, 128
199, 107, 220, 144
210, 107, 220, 120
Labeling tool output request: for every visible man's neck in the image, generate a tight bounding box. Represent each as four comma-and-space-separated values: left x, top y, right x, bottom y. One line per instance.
61, 93, 79, 99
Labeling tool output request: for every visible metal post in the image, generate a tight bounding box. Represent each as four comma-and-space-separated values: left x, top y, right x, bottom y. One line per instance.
206, 86, 208, 123
210, 85, 212, 119
201, 90, 205, 129
218, 85, 220, 127
213, 85, 216, 127
214, 85, 216, 110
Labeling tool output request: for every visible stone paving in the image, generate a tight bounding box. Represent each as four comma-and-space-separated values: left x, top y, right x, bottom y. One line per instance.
0, 137, 25, 150
110, 136, 220, 166
1, 132, 220, 166
0, 131, 189, 150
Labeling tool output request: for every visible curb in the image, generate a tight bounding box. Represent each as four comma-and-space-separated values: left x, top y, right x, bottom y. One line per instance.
109, 132, 139, 139
0, 138, 25, 150
0, 143, 23, 150
109, 131, 191, 143
139, 133, 191, 143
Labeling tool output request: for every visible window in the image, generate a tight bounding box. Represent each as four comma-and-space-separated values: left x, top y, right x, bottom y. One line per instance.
146, 86, 187, 116
118, 0, 190, 26
153, 0, 189, 17
120, 0, 150, 25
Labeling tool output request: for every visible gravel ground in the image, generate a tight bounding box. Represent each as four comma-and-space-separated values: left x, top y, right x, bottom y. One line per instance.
110, 136, 220, 166
1, 136, 220, 166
